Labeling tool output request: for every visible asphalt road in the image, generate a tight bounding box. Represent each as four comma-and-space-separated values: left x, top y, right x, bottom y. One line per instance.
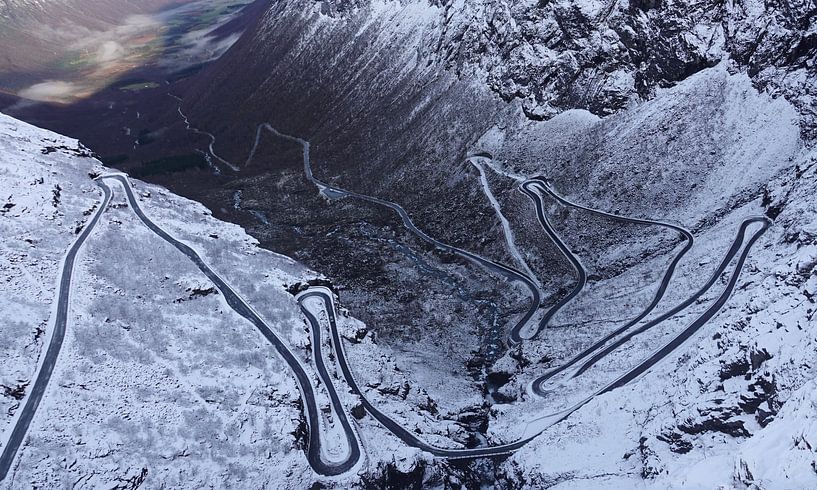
261, 125, 543, 345
524, 178, 695, 389
594, 217, 770, 393
0, 183, 112, 481
99, 175, 361, 476
567, 216, 771, 382
245, 125, 773, 464
520, 179, 770, 397
0, 135, 772, 478
0, 174, 362, 479
516, 180, 588, 343
107, 171, 771, 468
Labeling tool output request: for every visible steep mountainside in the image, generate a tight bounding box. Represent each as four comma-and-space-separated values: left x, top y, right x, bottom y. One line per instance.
2, 84, 816, 487
164, 0, 816, 397
165, 1, 817, 486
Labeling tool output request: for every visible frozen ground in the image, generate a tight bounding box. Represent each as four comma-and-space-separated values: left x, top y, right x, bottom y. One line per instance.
0, 114, 388, 487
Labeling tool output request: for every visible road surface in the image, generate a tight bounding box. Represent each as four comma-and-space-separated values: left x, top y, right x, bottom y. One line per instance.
99, 175, 361, 476
1, 108, 773, 478
0, 183, 112, 481
523, 178, 694, 389
566, 216, 771, 382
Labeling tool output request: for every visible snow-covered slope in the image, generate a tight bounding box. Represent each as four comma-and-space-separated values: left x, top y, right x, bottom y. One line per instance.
2, 69, 816, 486
469, 64, 817, 488
0, 112, 550, 488
0, 113, 309, 486
0, 113, 396, 487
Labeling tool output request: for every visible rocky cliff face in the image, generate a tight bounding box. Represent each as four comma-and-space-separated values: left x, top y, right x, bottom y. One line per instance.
304, 0, 817, 138
429, 0, 816, 140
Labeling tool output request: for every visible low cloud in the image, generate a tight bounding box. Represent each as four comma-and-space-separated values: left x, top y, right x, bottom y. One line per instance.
18, 81, 82, 102
96, 41, 126, 64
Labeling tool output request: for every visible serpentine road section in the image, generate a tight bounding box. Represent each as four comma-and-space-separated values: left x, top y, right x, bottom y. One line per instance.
98, 175, 361, 476
300, 214, 769, 457
297, 288, 558, 459
145, 112, 773, 466
520, 178, 771, 397
564, 216, 771, 382
523, 178, 695, 386
254, 124, 543, 345
527, 216, 771, 414
176, 116, 544, 343
516, 180, 587, 343
0, 184, 112, 482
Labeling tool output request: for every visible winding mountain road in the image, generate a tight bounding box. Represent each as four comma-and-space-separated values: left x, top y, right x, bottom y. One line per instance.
219, 120, 773, 465
299, 211, 768, 460
528, 217, 771, 417
596, 217, 770, 393
297, 288, 555, 459
258, 124, 543, 344
0, 164, 771, 478
566, 216, 771, 382
0, 174, 361, 481
99, 175, 361, 476
522, 178, 695, 389
0, 184, 112, 482
0, 95, 777, 480
515, 180, 588, 343
514, 179, 770, 402
7, 109, 768, 476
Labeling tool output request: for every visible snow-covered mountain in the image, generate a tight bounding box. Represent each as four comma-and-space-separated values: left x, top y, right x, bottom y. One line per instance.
430, 0, 817, 139
2, 87, 816, 487
1, 0, 816, 487
0, 113, 311, 486
154, 1, 817, 484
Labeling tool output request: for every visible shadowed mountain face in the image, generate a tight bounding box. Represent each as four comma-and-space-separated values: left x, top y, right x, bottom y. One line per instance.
1, 0, 529, 375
